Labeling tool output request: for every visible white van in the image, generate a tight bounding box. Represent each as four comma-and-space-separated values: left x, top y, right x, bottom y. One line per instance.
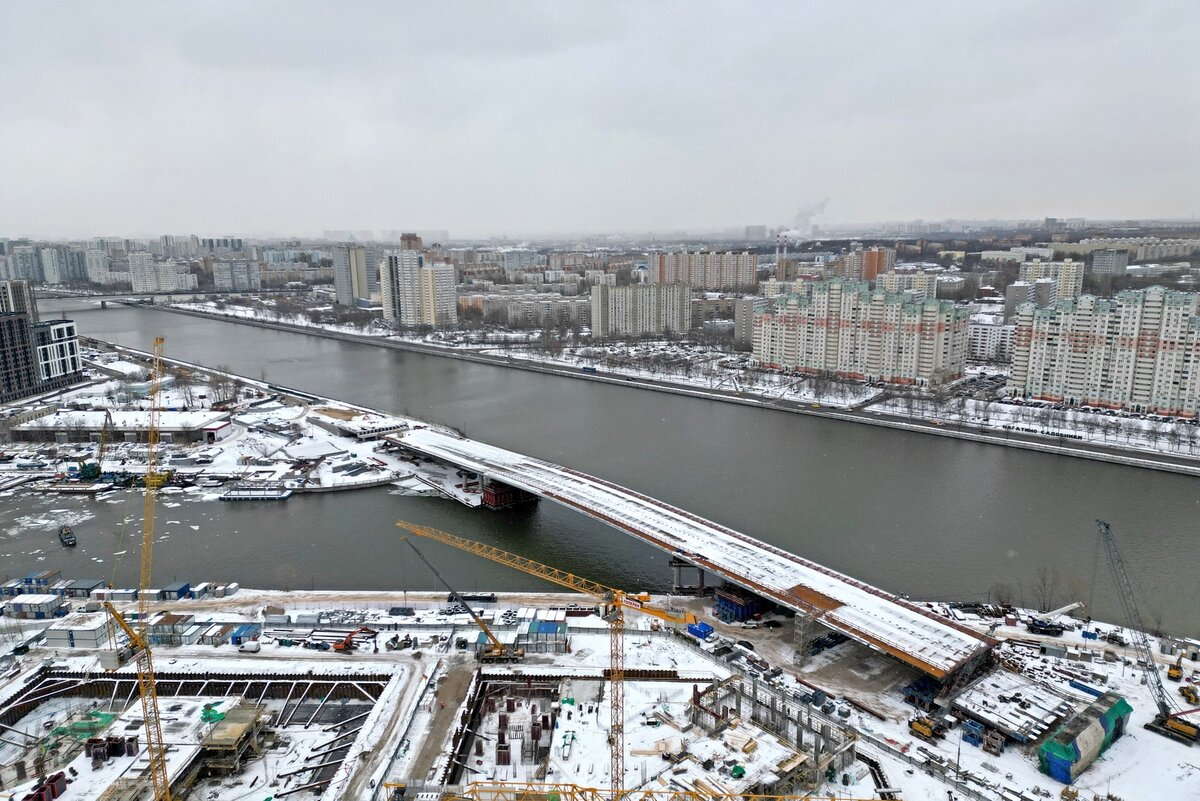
238, 640, 261, 653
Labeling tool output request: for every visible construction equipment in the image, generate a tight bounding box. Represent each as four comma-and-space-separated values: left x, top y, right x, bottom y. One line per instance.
1096, 520, 1199, 744
395, 520, 698, 792
399, 535, 524, 663
1169, 653, 1185, 682
333, 626, 379, 653
78, 409, 115, 481
1026, 601, 1085, 636
399, 781, 886, 801
102, 337, 172, 800
1181, 685, 1199, 705
908, 715, 946, 742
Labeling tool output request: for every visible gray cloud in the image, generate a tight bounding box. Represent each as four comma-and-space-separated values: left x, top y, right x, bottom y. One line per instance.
1, 1, 1196, 238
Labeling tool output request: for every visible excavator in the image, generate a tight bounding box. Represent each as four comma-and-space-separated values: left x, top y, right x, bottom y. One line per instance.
333, 626, 379, 654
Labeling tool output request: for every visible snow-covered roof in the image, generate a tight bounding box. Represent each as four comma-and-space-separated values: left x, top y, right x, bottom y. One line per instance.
15, 409, 230, 432
396, 428, 993, 679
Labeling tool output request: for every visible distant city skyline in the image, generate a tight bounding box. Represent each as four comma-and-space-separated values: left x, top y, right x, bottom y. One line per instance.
1, 2, 1197, 238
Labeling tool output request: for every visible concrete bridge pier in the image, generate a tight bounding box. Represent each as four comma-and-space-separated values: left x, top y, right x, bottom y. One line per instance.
669, 557, 706, 595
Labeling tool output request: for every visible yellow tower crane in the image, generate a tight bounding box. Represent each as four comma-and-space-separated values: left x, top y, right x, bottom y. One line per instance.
395, 520, 697, 795
104, 336, 172, 801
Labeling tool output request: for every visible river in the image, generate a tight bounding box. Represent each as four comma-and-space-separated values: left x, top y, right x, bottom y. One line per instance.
5, 299, 1196, 637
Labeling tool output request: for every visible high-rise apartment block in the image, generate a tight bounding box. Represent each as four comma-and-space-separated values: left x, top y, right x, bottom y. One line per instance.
1009, 287, 1200, 416
129, 253, 198, 293
333, 245, 372, 306
380, 239, 458, 329
213, 260, 261, 292
590, 283, 691, 338
12, 246, 40, 282
1018, 259, 1084, 302
875, 270, 938, 299
752, 278, 969, 385
84, 249, 111, 284
645, 251, 756, 290
1090, 248, 1129, 277
840, 245, 895, 283
0, 281, 80, 402
39, 248, 63, 284
0, 279, 39, 322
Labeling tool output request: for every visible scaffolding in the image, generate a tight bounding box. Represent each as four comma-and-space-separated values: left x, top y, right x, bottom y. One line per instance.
200, 702, 268, 775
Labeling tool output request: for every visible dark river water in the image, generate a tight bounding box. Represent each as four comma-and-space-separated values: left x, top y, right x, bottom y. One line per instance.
4, 300, 1195, 636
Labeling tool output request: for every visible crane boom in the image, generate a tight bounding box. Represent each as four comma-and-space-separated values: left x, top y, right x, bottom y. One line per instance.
400, 535, 519, 660
395, 520, 696, 795
1096, 520, 1173, 718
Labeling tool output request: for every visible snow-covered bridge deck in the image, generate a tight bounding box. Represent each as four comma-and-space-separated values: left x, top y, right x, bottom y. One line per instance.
394, 427, 993, 679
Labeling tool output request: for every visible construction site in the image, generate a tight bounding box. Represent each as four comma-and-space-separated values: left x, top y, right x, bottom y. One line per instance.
1, 344, 1197, 801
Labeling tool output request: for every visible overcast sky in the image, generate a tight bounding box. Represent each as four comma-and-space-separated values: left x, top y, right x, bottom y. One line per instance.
2, 1, 1197, 239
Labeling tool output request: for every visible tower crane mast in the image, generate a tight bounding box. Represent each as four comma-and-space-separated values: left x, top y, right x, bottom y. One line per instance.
396, 520, 697, 795
103, 337, 173, 800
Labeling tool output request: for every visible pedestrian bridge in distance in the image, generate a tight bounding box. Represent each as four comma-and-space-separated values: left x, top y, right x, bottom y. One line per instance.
392, 426, 994, 683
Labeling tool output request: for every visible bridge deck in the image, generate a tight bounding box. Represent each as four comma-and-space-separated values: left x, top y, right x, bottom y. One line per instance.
395, 427, 993, 679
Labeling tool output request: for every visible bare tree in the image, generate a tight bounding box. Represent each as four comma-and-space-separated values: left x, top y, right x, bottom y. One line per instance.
1033, 565, 1060, 611
989, 582, 1015, 606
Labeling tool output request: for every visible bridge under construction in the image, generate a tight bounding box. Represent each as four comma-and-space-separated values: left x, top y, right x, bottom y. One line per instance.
391, 426, 995, 684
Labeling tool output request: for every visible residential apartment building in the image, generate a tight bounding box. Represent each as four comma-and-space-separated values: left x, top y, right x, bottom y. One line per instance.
1090, 248, 1130, 277
1052, 237, 1200, 261
1009, 286, 1200, 416
646, 251, 756, 290
333, 244, 371, 306
1018, 259, 1084, 302
129, 253, 198, 293
39, 248, 63, 284
752, 278, 969, 386
381, 244, 458, 328
212, 260, 261, 292
84, 249, 111, 284
733, 296, 770, 347
590, 283, 691, 338
967, 314, 1014, 363
33, 320, 81, 382
11, 246, 41, 282
0, 280, 39, 322
840, 245, 895, 283
875, 270, 938, 298
0, 283, 81, 402
0, 312, 40, 402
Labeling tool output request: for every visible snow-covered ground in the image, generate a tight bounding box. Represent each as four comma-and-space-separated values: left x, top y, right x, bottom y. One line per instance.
4, 589, 1197, 800
875, 395, 1200, 458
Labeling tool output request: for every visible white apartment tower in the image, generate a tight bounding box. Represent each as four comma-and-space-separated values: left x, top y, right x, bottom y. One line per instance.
590, 284, 691, 338
333, 244, 371, 306
84, 249, 111, 284
1018, 259, 1084, 302
381, 248, 458, 328
39, 248, 63, 285
752, 278, 969, 386
1009, 287, 1200, 417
